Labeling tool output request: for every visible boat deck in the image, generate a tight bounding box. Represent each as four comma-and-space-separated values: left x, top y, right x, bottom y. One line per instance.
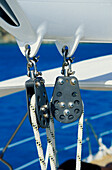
91, 154, 112, 167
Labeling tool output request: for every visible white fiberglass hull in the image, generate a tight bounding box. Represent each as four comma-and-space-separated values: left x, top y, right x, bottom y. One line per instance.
1, 0, 112, 43
17, 0, 112, 42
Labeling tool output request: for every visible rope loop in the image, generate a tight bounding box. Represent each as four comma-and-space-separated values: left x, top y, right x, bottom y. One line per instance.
30, 94, 56, 170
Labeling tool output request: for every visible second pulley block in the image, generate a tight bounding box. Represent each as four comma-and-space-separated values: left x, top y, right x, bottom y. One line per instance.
51, 76, 83, 123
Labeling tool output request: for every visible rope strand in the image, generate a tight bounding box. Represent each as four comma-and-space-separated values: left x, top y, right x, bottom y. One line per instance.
76, 104, 84, 170
30, 95, 46, 170
30, 94, 56, 170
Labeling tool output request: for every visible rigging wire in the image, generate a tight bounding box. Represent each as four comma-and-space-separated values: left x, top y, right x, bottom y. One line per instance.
85, 119, 92, 156
0, 158, 12, 170
85, 119, 100, 146
0, 112, 28, 170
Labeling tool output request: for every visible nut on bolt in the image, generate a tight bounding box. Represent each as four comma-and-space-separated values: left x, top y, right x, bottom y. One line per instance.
70, 78, 76, 85
43, 113, 49, 118
40, 105, 48, 111
43, 105, 48, 109
63, 109, 70, 116
59, 102, 65, 108
68, 102, 74, 108
58, 78, 64, 85
40, 107, 45, 111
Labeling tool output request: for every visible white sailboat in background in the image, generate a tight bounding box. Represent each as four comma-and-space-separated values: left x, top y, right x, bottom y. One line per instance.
0, 0, 112, 169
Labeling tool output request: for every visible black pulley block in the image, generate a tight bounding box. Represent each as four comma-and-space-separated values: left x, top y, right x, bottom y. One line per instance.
25, 77, 50, 128
51, 76, 83, 123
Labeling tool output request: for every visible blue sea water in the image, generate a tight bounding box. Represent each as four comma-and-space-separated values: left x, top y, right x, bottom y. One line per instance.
0, 43, 112, 169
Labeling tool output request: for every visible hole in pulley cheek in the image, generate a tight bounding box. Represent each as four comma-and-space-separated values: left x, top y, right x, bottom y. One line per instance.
72, 92, 77, 97
74, 100, 80, 105
57, 92, 62, 97
54, 100, 59, 107
74, 109, 80, 114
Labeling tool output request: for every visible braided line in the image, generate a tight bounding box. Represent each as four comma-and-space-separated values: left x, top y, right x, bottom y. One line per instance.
48, 126, 55, 140
76, 107, 84, 170
30, 95, 46, 170
29, 94, 57, 170
46, 121, 56, 170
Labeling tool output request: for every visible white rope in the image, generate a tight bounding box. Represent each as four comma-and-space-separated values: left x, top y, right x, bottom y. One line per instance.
49, 113, 56, 159
46, 114, 57, 170
76, 104, 84, 170
30, 95, 46, 170
45, 144, 49, 167
30, 93, 84, 170
30, 94, 56, 170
